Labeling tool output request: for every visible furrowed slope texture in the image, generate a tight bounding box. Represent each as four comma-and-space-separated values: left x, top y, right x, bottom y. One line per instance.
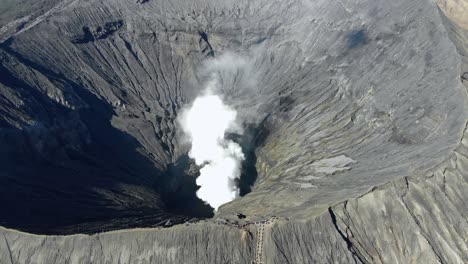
0, 0, 467, 262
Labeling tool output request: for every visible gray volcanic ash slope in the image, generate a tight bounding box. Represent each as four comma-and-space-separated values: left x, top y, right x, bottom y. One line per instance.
0, 0, 467, 263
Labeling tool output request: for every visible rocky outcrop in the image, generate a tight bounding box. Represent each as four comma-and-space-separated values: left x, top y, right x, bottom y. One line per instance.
438, 0, 468, 90
0, 0, 467, 262
437, 0, 468, 30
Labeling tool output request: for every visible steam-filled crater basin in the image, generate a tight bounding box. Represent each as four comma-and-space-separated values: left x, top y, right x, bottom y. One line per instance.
0, 0, 465, 234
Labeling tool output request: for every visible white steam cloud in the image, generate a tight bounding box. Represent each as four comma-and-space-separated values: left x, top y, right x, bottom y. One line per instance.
178, 78, 244, 210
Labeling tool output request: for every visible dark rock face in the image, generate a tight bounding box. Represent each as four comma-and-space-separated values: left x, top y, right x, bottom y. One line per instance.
71, 21, 124, 44
0, 0, 467, 263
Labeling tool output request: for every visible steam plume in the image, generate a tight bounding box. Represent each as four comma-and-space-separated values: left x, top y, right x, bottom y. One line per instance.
178, 78, 244, 210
